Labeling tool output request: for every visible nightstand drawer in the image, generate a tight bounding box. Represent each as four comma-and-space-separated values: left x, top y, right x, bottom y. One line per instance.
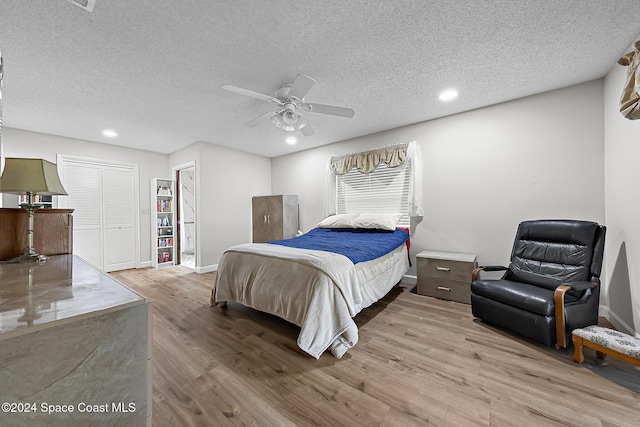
417, 278, 471, 304
416, 250, 477, 304
419, 257, 474, 281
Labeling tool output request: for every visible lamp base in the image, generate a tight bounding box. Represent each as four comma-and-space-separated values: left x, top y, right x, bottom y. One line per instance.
8, 200, 49, 263
7, 252, 49, 264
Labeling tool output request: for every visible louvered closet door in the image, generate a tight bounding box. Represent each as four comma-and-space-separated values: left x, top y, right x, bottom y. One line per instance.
59, 156, 138, 272
62, 162, 103, 268
103, 166, 136, 271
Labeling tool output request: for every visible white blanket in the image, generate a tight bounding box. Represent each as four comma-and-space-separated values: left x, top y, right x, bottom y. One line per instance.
213, 243, 365, 359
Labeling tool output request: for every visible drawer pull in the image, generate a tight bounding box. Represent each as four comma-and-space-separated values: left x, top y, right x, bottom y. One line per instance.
436, 267, 450, 272
437, 286, 451, 292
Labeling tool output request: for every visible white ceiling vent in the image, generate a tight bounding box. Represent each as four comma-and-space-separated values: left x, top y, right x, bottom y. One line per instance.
66, 0, 96, 12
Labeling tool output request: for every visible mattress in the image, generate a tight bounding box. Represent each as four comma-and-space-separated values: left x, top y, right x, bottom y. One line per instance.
356, 243, 409, 309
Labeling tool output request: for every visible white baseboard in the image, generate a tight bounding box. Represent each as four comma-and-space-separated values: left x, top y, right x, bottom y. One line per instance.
196, 264, 218, 274
137, 261, 216, 273
599, 305, 638, 337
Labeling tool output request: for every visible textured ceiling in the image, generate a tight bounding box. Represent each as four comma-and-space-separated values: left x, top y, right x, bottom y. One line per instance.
1, 1, 640, 158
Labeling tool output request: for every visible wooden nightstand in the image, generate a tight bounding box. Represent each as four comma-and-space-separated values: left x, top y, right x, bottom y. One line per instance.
416, 250, 478, 304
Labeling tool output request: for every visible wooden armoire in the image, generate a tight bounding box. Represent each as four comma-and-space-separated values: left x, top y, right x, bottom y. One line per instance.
251, 195, 298, 243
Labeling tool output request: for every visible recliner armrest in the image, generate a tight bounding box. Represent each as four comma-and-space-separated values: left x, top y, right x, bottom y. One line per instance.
480, 265, 509, 272
472, 265, 507, 281
554, 280, 600, 348
562, 280, 599, 292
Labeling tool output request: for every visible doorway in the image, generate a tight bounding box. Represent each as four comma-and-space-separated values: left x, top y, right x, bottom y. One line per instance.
176, 164, 196, 269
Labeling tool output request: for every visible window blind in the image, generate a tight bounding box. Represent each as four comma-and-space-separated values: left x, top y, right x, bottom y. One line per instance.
336, 161, 411, 228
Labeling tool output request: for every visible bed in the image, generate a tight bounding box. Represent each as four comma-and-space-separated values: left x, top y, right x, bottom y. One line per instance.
211, 213, 410, 359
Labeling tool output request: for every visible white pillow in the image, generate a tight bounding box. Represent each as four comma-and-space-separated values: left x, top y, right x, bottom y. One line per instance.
317, 213, 359, 228
351, 213, 403, 231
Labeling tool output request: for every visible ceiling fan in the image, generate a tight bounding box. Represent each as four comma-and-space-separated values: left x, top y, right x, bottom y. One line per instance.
221, 74, 354, 137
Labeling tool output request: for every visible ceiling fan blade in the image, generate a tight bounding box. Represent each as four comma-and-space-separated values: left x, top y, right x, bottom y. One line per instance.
299, 121, 314, 137
221, 84, 281, 104
303, 102, 355, 118
245, 110, 280, 128
288, 74, 316, 99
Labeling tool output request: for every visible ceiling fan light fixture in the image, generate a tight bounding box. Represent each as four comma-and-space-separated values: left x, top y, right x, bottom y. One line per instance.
272, 113, 296, 131
282, 105, 298, 125
271, 115, 283, 128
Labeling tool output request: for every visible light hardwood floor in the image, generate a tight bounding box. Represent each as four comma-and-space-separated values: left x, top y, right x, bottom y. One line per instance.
110, 266, 640, 426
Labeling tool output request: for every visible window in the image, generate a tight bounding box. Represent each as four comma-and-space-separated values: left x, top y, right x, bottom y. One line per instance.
336, 161, 411, 228
324, 140, 422, 222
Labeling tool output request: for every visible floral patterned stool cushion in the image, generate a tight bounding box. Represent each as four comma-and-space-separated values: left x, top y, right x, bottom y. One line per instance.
572, 325, 640, 367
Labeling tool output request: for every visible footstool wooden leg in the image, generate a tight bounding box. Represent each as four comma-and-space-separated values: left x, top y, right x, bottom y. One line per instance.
572, 326, 640, 367
572, 334, 584, 364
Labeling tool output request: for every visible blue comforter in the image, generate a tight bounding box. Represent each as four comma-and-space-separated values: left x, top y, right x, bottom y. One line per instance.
267, 227, 409, 264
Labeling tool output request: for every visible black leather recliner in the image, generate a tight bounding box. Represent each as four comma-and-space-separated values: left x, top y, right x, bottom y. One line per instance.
471, 219, 606, 348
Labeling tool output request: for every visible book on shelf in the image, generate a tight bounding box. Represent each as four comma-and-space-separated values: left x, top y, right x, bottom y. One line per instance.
156, 200, 173, 212
158, 251, 171, 263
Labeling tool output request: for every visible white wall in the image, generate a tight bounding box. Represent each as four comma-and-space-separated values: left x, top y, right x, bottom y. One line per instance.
272, 80, 605, 278
2, 127, 168, 265
170, 141, 271, 271
2, 128, 272, 271
603, 41, 640, 335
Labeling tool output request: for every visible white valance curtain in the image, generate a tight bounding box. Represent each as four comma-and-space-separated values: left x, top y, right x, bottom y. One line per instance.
329, 143, 409, 175
323, 140, 423, 217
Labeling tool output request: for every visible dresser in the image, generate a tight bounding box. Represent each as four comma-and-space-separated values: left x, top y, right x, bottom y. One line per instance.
0, 255, 152, 426
252, 195, 298, 242
0, 208, 73, 261
416, 250, 478, 304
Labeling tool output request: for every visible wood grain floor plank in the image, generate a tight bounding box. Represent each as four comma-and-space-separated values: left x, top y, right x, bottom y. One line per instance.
110, 266, 640, 427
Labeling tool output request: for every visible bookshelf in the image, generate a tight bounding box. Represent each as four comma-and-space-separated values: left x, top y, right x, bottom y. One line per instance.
151, 178, 175, 267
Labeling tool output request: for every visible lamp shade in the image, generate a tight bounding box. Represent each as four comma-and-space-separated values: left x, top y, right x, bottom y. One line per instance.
0, 158, 68, 195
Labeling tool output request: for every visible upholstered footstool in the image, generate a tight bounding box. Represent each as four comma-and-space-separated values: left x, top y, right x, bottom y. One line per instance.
572, 325, 640, 367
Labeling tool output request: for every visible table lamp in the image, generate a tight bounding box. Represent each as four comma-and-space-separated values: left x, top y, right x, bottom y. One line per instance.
0, 157, 68, 262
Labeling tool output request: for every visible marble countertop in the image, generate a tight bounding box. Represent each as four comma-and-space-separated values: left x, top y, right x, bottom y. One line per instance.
0, 255, 145, 338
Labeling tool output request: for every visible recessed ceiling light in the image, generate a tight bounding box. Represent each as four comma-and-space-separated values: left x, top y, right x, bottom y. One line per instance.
285, 135, 297, 145
102, 129, 118, 138
439, 89, 458, 102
